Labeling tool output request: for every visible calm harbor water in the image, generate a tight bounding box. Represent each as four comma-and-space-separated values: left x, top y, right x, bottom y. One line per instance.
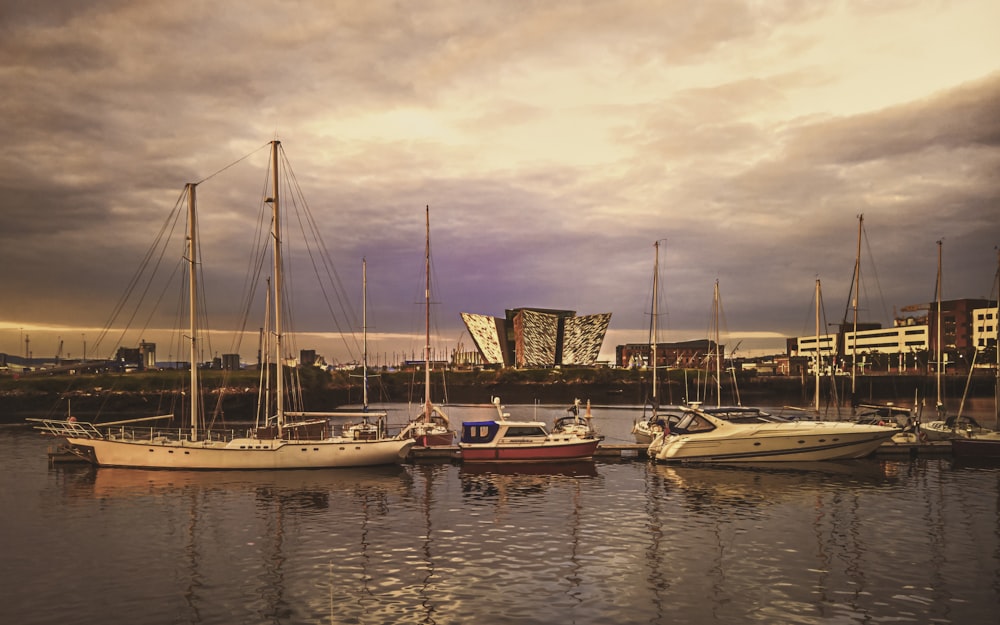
2, 403, 999, 624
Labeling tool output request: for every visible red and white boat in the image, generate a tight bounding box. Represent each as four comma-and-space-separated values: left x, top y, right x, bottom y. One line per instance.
458, 397, 601, 463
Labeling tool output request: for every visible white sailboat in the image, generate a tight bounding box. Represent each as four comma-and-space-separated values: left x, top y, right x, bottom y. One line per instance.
398, 206, 455, 447
632, 240, 683, 444
31, 141, 415, 469
943, 248, 1000, 456
919, 240, 978, 441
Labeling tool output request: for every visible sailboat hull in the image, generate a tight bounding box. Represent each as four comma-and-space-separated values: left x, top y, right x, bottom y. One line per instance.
413, 432, 455, 447
952, 437, 1000, 459
66, 436, 415, 470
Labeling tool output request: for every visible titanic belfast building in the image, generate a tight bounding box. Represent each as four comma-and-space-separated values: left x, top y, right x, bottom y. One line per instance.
461, 308, 611, 368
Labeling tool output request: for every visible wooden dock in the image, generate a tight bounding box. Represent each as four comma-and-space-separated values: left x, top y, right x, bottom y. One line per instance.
407, 440, 955, 462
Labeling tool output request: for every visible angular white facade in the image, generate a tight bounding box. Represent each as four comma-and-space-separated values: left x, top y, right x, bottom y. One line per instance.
461, 308, 611, 367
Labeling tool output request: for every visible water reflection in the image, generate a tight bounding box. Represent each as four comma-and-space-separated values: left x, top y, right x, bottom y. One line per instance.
48, 463, 418, 624
653, 459, 894, 511
459, 461, 599, 502
7, 425, 1000, 624
643, 460, 905, 623
55, 463, 413, 500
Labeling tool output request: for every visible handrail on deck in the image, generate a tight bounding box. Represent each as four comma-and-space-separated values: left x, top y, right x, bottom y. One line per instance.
27, 418, 103, 439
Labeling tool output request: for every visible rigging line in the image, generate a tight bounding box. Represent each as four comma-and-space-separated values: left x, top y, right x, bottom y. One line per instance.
194, 142, 271, 186
138, 257, 184, 353
286, 177, 360, 360
428, 243, 449, 361
193, 211, 216, 369
227, 198, 271, 355
841, 259, 858, 326
96, 189, 188, 359
91, 187, 186, 356
227, 166, 275, 358
287, 157, 360, 333
861, 225, 892, 325
281, 148, 362, 357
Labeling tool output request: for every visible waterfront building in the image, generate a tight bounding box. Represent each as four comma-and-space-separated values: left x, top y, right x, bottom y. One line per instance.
788, 298, 996, 373
615, 339, 723, 371
897, 298, 994, 355
461, 308, 611, 368
972, 305, 998, 350
115, 341, 157, 371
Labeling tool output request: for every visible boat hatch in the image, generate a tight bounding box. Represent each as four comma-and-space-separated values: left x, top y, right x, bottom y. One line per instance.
462, 421, 500, 444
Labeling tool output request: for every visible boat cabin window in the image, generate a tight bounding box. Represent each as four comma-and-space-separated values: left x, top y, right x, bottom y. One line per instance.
461, 421, 500, 444
673, 413, 716, 434
504, 426, 547, 437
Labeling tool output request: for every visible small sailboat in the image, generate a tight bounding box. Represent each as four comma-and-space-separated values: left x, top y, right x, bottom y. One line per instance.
399, 206, 455, 447
459, 397, 600, 463
339, 259, 389, 442
632, 240, 684, 444
918, 240, 980, 441
29, 141, 415, 469
552, 399, 602, 439
951, 248, 1000, 459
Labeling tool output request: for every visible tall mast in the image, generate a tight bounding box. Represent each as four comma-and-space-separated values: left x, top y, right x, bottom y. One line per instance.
714, 279, 721, 407
424, 205, 432, 424
186, 183, 199, 442
270, 140, 284, 435
651, 240, 659, 412
362, 258, 370, 412
262, 279, 272, 426
815, 278, 822, 413
936, 239, 943, 410
851, 214, 862, 404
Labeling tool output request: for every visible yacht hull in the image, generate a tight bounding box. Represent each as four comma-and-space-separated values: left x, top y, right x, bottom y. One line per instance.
460, 439, 600, 463
652, 425, 896, 463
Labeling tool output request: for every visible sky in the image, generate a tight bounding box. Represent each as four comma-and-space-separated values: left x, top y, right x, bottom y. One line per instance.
2, 0, 999, 366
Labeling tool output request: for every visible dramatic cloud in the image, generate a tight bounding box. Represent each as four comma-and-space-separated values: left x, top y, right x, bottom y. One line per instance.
2, 0, 998, 365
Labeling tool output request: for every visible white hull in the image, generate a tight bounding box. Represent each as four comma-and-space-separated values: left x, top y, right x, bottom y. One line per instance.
67, 435, 415, 470
651, 421, 896, 463
632, 420, 659, 446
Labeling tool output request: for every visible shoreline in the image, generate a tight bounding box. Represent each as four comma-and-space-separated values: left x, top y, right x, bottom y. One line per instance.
2, 368, 997, 424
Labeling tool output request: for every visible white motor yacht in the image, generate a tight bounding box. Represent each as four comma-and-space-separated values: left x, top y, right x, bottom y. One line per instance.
648, 405, 897, 463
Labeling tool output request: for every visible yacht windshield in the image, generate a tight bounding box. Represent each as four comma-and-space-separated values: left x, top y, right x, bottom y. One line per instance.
702, 408, 787, 423
672, 412, 716, 434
